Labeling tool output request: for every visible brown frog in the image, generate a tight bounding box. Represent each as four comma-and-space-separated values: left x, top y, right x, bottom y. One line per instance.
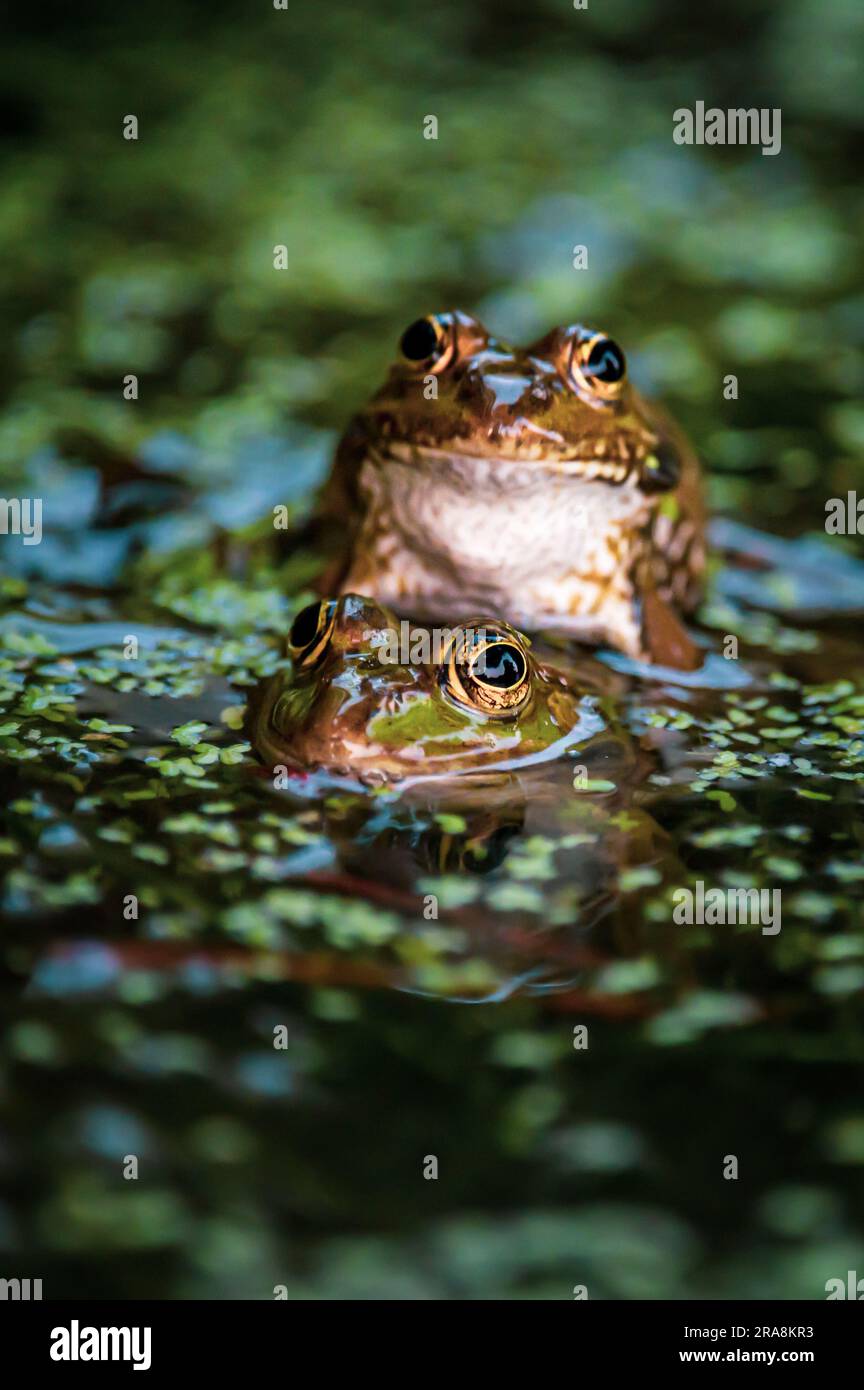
323, 311, 705, 668
249, 593, 604, 786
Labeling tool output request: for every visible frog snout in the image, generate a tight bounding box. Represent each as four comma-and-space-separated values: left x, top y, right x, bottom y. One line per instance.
458, 369, 544, 416
331, 593, 395, 651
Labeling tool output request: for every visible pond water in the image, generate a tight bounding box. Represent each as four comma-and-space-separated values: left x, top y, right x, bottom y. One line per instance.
2, 498, 863, 1298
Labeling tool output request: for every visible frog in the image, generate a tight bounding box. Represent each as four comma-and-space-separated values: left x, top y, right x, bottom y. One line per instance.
322, 311, 706, 669
248, 593, 606, 786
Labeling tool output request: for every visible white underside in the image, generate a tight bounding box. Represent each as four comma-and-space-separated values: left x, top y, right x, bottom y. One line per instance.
341, 447, 654, 651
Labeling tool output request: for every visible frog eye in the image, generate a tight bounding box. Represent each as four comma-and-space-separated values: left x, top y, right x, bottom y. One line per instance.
288, 600, 336, 665
441, 628, 532, 716
569, 333, 627, 400
399, 314, 453, 373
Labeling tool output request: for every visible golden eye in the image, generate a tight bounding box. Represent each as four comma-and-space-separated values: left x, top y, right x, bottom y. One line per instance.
288, 600, 336, 665
399, 314, 453, 373
569, 333, 627, 400
441, 627, 531, 716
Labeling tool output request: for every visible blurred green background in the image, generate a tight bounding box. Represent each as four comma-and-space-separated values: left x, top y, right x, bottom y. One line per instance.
1, 0, 863, 528
1, 0, 864, 1301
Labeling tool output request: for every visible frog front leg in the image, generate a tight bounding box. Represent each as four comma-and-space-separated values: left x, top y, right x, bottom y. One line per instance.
636, 582, 702, 670
599, 539, 702, 670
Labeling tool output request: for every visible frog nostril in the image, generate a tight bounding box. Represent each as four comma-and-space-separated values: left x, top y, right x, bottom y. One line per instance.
456, 370, 483, 402
333, 595, 395, 652
482, 373, 536, 409
528, 383, 552, 406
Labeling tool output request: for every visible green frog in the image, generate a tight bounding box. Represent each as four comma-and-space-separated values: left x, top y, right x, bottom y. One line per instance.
249, 593, 605, 786
323, 311, 705, 668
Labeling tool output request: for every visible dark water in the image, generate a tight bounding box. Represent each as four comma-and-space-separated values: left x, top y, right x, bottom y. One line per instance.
1, 0, 864, 1300
2, 517, 863, 1298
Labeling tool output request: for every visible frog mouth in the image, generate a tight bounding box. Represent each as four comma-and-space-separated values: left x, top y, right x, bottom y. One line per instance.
269, 716, 599, 791
378, 441, 644, 487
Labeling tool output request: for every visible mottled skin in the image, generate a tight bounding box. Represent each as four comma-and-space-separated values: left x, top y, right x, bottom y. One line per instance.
323, 312, 705, 668
249, 594, 601, 785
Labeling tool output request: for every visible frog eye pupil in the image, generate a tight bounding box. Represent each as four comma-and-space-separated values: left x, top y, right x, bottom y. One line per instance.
400, 317, 440, 361
584, 338, 626, 384
473, 643, 526, 689
289, 602, 323, 650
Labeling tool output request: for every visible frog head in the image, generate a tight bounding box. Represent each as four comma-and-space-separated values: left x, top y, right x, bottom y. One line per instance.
250, 594, 598, 786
